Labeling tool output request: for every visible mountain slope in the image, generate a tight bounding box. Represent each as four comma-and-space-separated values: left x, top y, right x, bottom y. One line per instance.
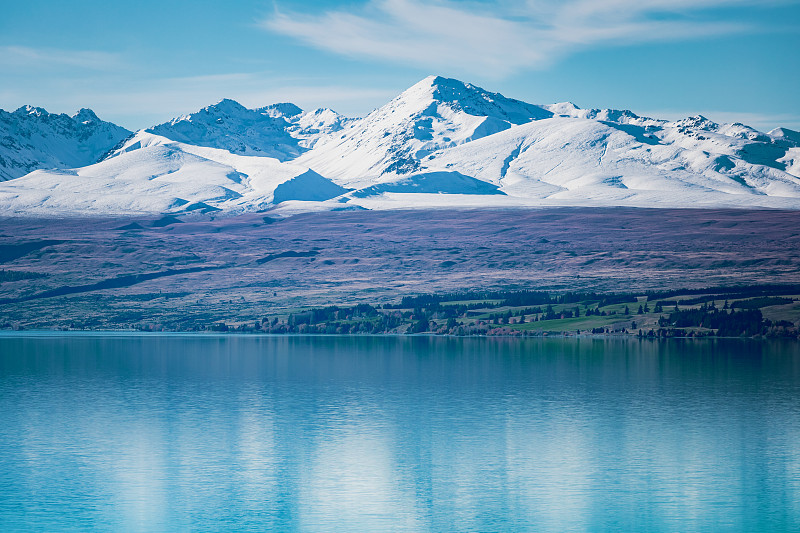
259, 103, 354, 149
0, 106, 130, 181
146, 99, 354, 160
400, 116, 800, 208
146, 99, 304, 161
0, 132, 349, 215
295, 75, 553, 186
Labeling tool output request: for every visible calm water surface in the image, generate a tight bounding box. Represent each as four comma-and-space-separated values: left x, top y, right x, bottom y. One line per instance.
0, 334, 798, 532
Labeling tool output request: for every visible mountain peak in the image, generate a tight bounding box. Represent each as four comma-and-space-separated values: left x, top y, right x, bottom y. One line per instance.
394, 76, 552, 125
14, 105, 48, 117
146, 99, 305, 161
404, 75, 483, 98
769, 127, 800, 146
297, 76, 554, 181
72, 108, 100, 124
201, 98, 247, 115
673, 115, 720, 133
418, 75, 459, 88
0, 104, 130, 181
260, 102, 303, 118
546, 102, 582, 115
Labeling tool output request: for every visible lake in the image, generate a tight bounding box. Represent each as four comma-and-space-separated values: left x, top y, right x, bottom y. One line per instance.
0, 334, 798, 531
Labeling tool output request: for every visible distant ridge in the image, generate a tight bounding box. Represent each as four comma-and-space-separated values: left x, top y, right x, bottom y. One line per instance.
0, 105, 130, 181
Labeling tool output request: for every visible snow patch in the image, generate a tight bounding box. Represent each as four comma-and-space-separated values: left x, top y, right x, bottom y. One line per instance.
351, 171, 505, 197
272, 170, 350, 204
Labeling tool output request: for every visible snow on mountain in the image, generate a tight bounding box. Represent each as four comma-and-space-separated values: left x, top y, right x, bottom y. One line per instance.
259, 102, 304, 119
769, 127, 800, 146
259, 103, 354, 149
146, 99, 354, 159
0, 105, 131, 181
333, 87, 800, 208
290, 108, 354, 148
2, 75, 800, 214
146, 99, 305, 161
404, 116, 800, 208
780, 148, 800, 178
0, 131, 349, 215
543, 102, 663, 128
346, 171, 505, 199
294, 75, 553, 186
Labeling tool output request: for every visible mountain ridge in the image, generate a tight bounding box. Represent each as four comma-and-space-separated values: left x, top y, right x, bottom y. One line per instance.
0, 105, 131, 181
1, 75, 799, 214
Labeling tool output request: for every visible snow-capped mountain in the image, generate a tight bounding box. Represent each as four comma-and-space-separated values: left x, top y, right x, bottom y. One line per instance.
146, 99, 304, 161
144, 99, 354, 159
1, 75, 799, 215
259, 103, 354, 149
0, 105, 130, 181
543, 102, 662, 128
0, 131, 349, 215
296, 75, 554, 186
414, 116, 800, 205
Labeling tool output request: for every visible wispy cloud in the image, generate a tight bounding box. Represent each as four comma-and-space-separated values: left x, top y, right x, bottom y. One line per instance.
0, 46, 122, 70
262, 0, 765, 77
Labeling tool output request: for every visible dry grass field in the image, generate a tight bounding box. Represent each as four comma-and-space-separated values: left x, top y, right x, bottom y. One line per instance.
1, 207, 800, 330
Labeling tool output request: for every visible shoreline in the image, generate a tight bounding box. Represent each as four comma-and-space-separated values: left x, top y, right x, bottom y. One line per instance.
0, 329, 794, 341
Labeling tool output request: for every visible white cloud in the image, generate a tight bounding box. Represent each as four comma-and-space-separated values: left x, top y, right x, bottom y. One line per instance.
0, 46, 122, 70
262, 0, 760, 77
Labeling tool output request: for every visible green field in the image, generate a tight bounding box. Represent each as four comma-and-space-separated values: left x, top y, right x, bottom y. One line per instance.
223, 286, 800, 338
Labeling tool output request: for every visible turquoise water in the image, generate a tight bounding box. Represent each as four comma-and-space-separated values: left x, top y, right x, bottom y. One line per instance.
0, 334, 798, 532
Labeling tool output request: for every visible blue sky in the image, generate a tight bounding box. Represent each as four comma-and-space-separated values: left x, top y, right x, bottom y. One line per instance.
1, 0, 798, 131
